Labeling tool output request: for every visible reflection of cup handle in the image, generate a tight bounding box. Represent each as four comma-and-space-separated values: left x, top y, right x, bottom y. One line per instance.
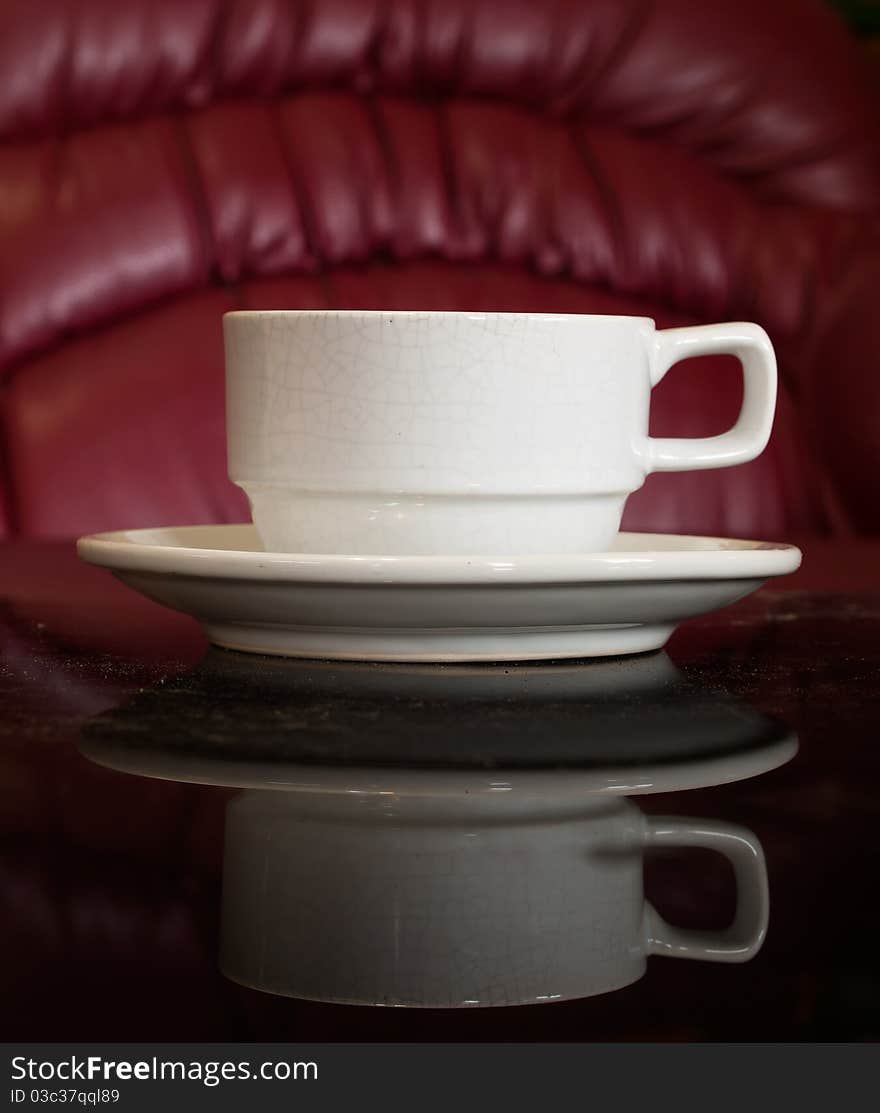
641, 816, 769, 963
646, 322, 777, 472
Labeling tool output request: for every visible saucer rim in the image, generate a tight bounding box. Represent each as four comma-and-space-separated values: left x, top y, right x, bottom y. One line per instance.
77, 524, 803, 586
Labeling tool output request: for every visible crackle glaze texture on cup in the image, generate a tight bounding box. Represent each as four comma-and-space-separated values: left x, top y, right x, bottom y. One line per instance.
224, 311, 777, 556
220, 790, 768, 1008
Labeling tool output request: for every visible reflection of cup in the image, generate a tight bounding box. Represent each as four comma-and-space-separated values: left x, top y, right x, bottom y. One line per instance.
221, 788, 768, 1008
224, 310, 776, 555
78, 653, 787, 1008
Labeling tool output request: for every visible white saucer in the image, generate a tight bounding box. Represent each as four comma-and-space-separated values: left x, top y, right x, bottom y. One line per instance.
77, 525, 802, 663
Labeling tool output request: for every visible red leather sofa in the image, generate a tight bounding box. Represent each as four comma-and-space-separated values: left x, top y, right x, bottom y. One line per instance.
1, 0, 878, 542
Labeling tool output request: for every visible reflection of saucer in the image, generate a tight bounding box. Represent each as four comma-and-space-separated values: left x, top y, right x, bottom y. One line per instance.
77, 737, 797, 797
77, 525, 801, 662
80, 648, 797, 796
190, 641, 685, 700
80, 648, 795, 774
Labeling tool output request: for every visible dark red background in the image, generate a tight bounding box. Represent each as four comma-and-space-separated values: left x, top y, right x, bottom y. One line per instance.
1, 0, 878, 541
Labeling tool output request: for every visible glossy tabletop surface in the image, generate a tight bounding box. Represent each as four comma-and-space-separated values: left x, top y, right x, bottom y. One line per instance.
1, 539, 878, 1039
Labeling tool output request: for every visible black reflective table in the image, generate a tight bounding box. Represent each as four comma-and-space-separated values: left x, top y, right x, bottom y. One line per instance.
1, 541, 878, 1039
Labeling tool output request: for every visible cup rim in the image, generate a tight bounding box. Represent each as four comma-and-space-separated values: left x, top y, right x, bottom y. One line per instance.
222, 309, 655, 324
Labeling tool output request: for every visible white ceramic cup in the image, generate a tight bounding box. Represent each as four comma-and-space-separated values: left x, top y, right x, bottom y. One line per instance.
224, 310, 777, 556
220, 789, 768, 1008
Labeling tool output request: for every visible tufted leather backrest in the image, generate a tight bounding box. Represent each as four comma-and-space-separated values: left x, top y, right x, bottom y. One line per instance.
1, 0, 878, 539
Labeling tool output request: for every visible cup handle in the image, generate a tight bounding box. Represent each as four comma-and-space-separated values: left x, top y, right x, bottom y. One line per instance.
641, 816, 769, 963
645, 322, 777, 472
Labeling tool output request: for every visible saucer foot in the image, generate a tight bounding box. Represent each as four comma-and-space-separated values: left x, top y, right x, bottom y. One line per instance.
203, 622, 678, 662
